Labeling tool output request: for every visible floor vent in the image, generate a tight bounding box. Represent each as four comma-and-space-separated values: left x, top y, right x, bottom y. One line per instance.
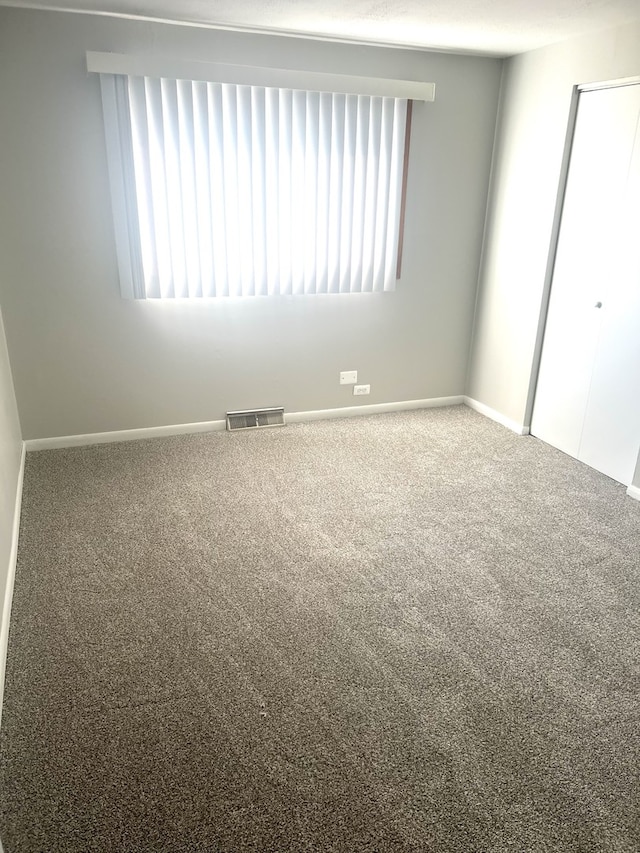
226, 407, 285, 431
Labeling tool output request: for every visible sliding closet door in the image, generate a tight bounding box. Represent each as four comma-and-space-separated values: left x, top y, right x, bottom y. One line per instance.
532, 83, 640, 486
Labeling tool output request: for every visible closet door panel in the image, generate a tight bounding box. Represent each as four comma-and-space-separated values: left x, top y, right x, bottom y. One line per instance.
532, 84, 640, 484
579, 94, 640, 485
531, 87, 625, 456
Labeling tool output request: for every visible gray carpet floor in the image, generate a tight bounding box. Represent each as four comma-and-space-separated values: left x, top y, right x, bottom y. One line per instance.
1, 405, 639, 852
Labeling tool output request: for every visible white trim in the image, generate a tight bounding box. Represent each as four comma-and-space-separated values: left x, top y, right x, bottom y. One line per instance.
24, 398, 464, 450
86, 52, 436, 101
579, 77, 640, 92
286, 396, 464, 424
464, 397, 530, 435
25, 420, 227, 451
627, 484, 640, 502
0, 443, 26, 730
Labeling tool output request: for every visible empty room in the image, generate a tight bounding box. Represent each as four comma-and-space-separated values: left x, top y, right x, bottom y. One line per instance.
1, 0, 639, 850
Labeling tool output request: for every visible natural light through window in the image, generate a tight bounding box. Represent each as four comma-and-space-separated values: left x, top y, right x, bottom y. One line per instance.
90, 56, 434, 299
131, 79, 407, 298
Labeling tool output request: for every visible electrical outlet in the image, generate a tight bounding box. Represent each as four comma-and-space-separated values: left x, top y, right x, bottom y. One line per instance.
340, 370, 358, 385
353, 384, 370, 396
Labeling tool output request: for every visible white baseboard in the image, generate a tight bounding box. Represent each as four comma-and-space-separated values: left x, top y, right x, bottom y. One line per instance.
627, 484, 640, 502
464, 397, 530, 436
25, 419, 227, 451
287, 396, 464, 424
0, 442, 26, 730
24, 398, 465, 450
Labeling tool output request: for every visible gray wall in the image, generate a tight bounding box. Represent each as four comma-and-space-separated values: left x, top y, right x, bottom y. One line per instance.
467, 21, 640, 490
0, 302, 22, 646
0, 7, 502, 440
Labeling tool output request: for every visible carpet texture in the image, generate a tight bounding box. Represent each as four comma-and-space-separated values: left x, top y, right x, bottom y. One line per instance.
1, 406, 639, 852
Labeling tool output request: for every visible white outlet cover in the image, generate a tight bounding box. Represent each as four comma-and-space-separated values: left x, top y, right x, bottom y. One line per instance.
353, 384, 371, 395
340, 370, 358, 385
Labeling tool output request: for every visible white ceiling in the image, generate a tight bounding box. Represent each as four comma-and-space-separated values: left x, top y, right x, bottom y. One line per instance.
1, 0, 640, 56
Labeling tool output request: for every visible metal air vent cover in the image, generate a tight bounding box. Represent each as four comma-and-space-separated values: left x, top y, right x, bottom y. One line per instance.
226, 407, 285, 431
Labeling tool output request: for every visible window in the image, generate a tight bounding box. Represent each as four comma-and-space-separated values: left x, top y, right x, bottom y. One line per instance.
91, 55, 434, 299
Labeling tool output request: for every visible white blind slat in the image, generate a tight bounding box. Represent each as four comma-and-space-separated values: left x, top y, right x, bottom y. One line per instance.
222, 84, 241, 297
373, 98, 393, 292
315, 93, 331, 294
291, 89, 306, 296
207, 85, 227, 297
265, 87, 279, 296
340, 95, 357, 293
278, 89, 293, 296
193, 81, 214, 298
384, 98, 407, 291
327, 94, 345, 295
250, 87, 267, 298
103, 74, 145, 298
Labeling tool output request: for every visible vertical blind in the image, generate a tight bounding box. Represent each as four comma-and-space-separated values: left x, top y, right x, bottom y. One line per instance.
100, 73, 409, 298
